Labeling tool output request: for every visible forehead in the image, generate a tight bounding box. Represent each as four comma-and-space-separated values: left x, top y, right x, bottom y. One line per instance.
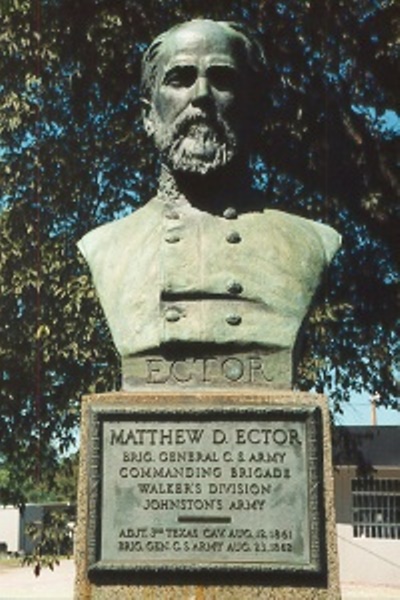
156, 22, 247, 74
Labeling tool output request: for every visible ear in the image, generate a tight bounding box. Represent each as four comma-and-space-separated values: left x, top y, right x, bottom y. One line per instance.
141, 98, 155, 137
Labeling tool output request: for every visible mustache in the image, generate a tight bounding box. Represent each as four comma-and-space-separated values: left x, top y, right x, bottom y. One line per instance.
153, 106, 239, 175
170, 108, 226, 139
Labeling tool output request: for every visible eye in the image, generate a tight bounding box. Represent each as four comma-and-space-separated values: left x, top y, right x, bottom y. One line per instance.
208, 66, 239, 91
163, 66, 197, 88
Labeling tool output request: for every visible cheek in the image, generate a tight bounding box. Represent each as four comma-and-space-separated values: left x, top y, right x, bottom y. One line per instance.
154, 89, 189, 121
216, 101, 244, 131
215, 90, 247, 116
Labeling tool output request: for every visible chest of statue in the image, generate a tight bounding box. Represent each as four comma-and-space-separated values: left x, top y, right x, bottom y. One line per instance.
79, 197, 334, 357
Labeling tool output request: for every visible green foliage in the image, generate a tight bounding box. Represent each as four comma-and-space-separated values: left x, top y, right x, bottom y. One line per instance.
21, 453, 79, 504
0, 449, 79, 506
52, 453, 79, 504
0, 0, 399, 506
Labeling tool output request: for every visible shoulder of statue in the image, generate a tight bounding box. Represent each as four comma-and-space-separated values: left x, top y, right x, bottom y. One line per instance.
77, 197, 159, 262
261, 208, 341, 265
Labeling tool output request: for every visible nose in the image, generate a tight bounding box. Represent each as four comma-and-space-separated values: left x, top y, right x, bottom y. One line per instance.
192, 76, 212, 106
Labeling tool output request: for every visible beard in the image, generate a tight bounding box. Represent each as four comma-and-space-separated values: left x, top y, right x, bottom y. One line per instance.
152, 109, 239, 175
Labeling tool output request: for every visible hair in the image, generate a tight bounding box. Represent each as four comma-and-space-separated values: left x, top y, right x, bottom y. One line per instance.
140, 19, 268, 106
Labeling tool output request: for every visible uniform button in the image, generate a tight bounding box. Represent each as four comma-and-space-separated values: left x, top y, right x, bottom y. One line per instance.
165, 211, 180, 220
226, 314, 242, 326
227, 281, 243, 295
226, 231, 241, 244
165, 307, 181, 322
164, 233, 180, 243
223, 207, 237, 219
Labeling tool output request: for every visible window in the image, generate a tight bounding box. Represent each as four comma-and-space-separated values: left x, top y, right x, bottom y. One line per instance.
352, 478, 400, 539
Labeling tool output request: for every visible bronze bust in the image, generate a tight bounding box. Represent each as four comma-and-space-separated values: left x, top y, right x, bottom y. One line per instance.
78, 19, 340, 383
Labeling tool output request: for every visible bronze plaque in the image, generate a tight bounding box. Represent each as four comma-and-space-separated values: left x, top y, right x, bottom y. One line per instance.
87, 404, 324, 575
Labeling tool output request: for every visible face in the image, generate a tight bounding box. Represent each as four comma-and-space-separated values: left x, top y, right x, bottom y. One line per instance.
143, 22, 252, 175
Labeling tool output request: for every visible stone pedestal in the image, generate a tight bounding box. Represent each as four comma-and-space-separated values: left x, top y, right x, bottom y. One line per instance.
75, 390, 340, 599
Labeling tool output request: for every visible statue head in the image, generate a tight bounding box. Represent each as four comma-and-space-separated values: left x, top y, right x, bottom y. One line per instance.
140, 19, 267, 176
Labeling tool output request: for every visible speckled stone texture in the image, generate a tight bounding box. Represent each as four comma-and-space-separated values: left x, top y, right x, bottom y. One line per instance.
74, 391, 341, 599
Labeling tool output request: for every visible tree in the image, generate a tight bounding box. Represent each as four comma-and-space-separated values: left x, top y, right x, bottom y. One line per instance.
0, 0, 398, 506
23, 504, 75, 575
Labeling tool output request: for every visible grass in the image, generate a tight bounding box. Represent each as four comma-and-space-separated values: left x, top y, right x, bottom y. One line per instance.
0, 554, 73, 572
0, 554, 23, 569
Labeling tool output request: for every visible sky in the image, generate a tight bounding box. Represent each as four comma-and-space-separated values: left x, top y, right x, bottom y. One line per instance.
331, 391, 400, 427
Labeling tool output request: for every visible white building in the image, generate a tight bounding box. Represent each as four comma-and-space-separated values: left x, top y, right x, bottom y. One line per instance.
0, 503, 73, 555
334, 426, 400, 586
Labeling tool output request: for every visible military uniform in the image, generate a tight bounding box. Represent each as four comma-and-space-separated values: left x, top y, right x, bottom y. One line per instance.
78, 196, 341, 357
